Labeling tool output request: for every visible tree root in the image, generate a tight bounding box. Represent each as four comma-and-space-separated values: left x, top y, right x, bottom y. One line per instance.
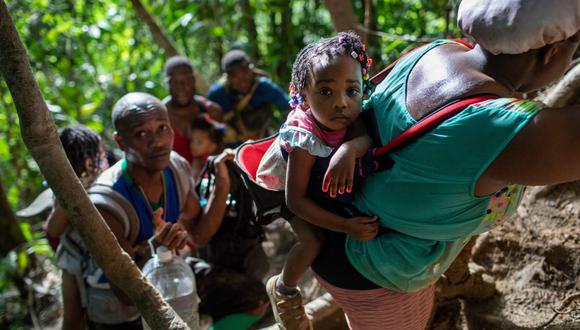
537, 291, 580, 328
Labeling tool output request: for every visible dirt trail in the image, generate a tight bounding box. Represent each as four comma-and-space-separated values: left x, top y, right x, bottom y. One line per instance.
461, 182, 580, 329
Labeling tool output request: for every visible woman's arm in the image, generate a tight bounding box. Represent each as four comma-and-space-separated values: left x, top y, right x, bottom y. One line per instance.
479, 105, 580, 195
287, 148, 378, 240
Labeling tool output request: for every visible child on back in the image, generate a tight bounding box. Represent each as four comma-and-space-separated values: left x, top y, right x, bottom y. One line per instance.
256, 32, 379, 329
44, 125, 108, 330
190, 114, 225, 180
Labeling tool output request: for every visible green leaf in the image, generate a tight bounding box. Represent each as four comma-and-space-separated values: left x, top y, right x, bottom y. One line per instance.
17, 250, 28, 273
211, 26, 224, 37
19, 223, 32, 242
81, 102, 97, 115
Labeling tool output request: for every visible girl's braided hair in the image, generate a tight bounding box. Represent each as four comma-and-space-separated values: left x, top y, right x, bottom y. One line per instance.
59, 125, 102, 177
289, 31, 373, 109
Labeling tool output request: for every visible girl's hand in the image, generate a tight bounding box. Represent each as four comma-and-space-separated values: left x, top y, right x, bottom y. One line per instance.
323, 143, 357, 198
153, 208, 188, 250
343, 216, 379, 241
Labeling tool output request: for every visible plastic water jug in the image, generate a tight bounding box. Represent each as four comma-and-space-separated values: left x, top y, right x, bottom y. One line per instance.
142, 246, 200, 329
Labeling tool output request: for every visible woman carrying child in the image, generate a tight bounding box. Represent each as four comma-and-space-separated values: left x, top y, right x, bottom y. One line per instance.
256, 32, 378, 330
297, 1, 580, 329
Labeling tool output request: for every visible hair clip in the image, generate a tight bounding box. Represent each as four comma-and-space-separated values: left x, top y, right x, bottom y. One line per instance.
351, 51, 358, 59
289, 92, 303, 108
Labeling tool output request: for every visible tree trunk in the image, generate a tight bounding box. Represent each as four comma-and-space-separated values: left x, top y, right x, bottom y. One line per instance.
0, 177, 26, 256
323, 0, 361, 34
129, 0, 208, 94
278, 0, 293, 80
0, 2, 187, 329
240, 0, 260, 61
541, 62, 580, 108
362, 0, 372, 45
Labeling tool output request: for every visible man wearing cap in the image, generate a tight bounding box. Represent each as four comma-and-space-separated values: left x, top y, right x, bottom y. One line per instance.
296, 1, 580, 329
207, 49, 290, 145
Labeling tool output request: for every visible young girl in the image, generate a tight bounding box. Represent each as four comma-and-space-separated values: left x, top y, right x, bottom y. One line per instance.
190, 114, 225, 180
44, 125, 108, 330
256, 32, 379, 329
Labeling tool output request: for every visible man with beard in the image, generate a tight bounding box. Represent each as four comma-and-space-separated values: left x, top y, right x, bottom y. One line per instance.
208, 49, 290, 146
163, 56, 223, 163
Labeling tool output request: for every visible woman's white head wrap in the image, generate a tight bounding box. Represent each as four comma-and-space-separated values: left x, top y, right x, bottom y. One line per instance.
458, 0, 580, 55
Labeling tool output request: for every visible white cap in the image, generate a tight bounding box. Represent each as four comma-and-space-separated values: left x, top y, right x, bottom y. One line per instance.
156, 245, 173, 262
458, 0, 580, 54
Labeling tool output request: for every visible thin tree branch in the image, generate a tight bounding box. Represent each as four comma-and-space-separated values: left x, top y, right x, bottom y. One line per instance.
357, 25, 441, 43
129, 0, 208, 94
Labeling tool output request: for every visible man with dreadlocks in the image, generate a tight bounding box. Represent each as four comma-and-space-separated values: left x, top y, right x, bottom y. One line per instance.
163, 56, 223, 163
208, 49, 290, 145
256, 32, 378, 330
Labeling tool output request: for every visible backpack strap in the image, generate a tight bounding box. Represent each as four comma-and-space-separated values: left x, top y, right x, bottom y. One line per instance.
372, 95, 499, 161
168, 151, 195, 212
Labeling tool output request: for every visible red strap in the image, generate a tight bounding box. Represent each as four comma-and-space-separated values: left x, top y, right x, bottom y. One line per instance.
372, 95, 498, 157
369, 39, 473, 86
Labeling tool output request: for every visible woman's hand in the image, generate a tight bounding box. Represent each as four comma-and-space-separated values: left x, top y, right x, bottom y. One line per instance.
323, 143, 357, 198
152, 208, 188, 250
343, 216, 379, 241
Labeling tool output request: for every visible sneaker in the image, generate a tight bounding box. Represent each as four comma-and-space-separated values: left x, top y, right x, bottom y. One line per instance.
266, 275, 313, 330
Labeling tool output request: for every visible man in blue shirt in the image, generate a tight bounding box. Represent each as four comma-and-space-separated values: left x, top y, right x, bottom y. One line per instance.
208, 50, 290, 145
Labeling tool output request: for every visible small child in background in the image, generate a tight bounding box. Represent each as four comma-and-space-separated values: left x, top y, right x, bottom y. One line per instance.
44, 125, 109, 330
256, 32, 379, 329
190, 115, 226, 180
